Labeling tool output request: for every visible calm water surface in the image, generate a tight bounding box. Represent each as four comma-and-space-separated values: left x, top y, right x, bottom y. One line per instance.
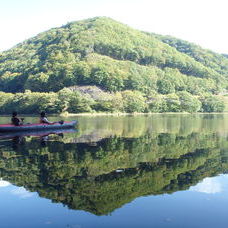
0, 114, 228, 228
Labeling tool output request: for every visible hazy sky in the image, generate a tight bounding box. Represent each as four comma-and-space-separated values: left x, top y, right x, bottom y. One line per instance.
1, 0, 228, 53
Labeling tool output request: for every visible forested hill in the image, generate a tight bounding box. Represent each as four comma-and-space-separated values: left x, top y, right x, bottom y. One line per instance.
0, 16, 227, 94
0, 17, 227, 114
153, 34, 228, 76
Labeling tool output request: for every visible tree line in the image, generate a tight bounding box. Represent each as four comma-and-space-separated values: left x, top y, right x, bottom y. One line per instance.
0, 87, 225, 114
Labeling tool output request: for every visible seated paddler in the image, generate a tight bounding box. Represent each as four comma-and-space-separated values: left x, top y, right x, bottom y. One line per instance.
40, 111, 54, 125
11, 111, 24, 126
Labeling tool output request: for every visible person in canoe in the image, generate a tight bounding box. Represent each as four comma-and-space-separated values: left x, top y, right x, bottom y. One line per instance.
11, 111, 24, 126
40, 111, 54, 125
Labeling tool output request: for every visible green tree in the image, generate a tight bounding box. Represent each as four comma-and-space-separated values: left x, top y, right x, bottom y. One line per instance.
165, 94, 181, 112
201, 96, 225, 112
121, 90, 147, 113
68, 91, 95, 113
157, 79, 175, 94
177, 91, 201, 113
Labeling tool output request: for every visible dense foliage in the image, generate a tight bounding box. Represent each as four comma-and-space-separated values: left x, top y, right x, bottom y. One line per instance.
0, 17, 227, 113
154, 34, 228, 77
0, 87, 225, 114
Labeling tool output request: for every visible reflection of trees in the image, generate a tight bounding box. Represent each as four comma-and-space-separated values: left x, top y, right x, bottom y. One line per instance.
0, 131, 228, 215
76, 114, 228, 139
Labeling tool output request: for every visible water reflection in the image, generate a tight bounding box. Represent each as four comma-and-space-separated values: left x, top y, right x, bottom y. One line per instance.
0, 115, 227, 216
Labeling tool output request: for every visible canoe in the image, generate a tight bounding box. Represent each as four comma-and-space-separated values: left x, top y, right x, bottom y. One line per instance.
0, 120, 77, 132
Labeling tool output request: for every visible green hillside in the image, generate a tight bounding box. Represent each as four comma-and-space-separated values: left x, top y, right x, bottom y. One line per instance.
153, 34, 228, 75
0, 17, 227, 113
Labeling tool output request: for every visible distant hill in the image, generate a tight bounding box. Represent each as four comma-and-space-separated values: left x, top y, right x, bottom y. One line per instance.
0, 17, 227, 114
0, 17, 227, 95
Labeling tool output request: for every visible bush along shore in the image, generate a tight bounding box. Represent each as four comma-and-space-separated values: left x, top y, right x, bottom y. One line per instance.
0, 86, 225, 115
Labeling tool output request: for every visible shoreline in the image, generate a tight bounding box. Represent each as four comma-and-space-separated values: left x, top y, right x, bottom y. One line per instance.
0, 112, 228, 117
60, 111, 228, 117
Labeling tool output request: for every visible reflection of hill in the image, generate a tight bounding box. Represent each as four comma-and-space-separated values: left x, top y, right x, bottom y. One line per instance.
75, 114, 228, 140
0, 130, 228, 215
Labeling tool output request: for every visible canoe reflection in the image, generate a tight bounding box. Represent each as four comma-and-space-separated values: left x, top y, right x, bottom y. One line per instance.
0, 128, 76, 140
0, 129, 75, 149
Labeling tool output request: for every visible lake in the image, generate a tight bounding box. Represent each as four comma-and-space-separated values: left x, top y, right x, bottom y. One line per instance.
0, 114, 228, 228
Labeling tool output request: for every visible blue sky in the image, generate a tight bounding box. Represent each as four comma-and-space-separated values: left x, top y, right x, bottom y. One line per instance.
1, 0, 228, 53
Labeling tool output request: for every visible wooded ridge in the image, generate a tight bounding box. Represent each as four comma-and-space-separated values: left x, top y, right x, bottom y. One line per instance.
0, 17, 227, 113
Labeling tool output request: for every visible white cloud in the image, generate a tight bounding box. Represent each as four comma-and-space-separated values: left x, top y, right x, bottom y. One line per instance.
190, 177, 222, 194
11, 187, 35, 198
0, 180, 11, 188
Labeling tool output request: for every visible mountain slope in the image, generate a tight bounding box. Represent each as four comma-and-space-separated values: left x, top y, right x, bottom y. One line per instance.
0, 17, 227, 95
153, 33, 228, 75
